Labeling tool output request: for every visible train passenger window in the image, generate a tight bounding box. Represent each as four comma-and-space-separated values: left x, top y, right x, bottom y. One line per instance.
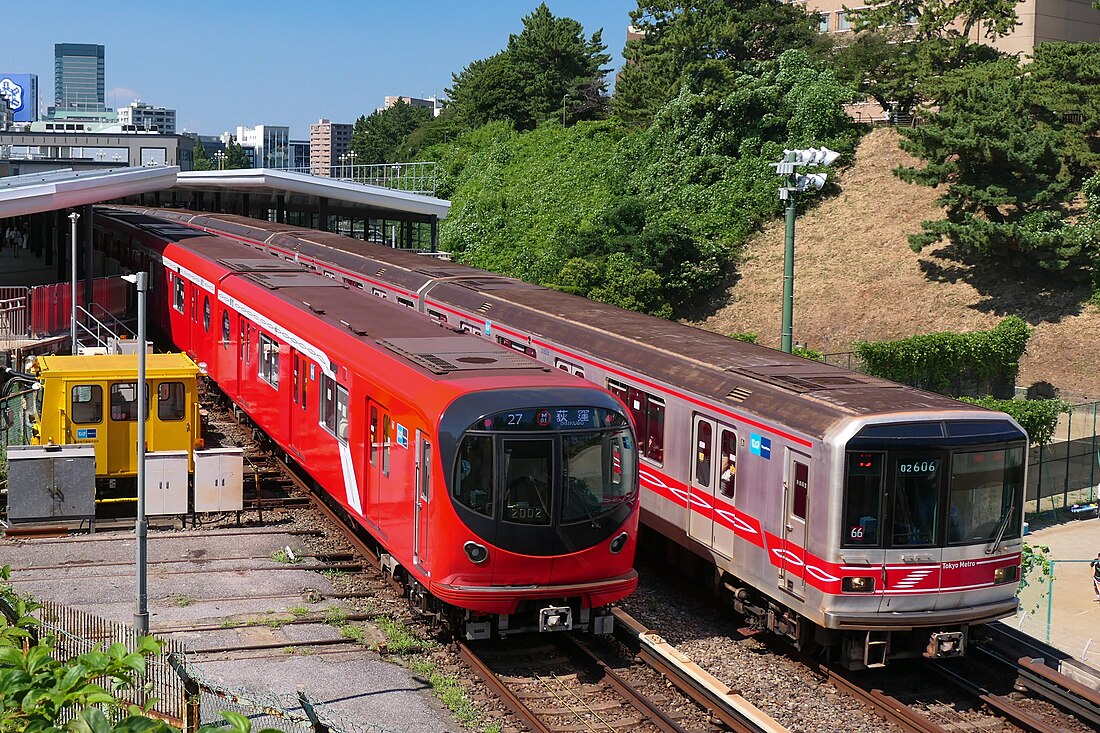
695, 421, 713, 486
382, 414, 392, 476
109, 383, 148, 421
844, 452, 883, 546
221, 311, 230, 349
369, 406, 379, 466
157, 382, 187, 421
947, 447, 1024, 544
617, 383, 665, 465
343, 278, 363, 289
258, 334, 280, 389
397, 296, 414, 308
891, 454, 941, 547
719, 429, 737, 498
372, 288, 387, 299
502, 439, 552, 525
335, 385, 349, 443
453, 435, 493, 517
202, 297, 211, 332
554, 358, 585, 378
320, 374, 337, 434
428, 309, 448, 324
70, 385, 102, 424
792, 461, 809, 520
172, 276, 185, 313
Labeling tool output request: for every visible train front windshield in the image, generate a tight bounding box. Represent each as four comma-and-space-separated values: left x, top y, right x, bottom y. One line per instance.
842, 421, 1027, 548
452, 407, 637, 527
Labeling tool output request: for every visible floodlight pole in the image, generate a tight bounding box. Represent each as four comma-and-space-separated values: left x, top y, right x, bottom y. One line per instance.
781, 151, 797, 354
68, 212, 80, 354
133, 271, 149, 635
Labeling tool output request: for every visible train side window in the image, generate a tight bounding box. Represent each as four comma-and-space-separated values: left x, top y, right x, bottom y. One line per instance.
694, 421, 713, 486
320, 374, 337, 434
258, 334, 280, 389
70, 385, 102, 424
719, 428, 737, 498
343, 277, 363, 289
382, 414, 392, 476
369, 405, 379, 466
336, 385, 349, 443
372, 288, 387, 299
397, 296, 414, 308
172, 276, 185, 313
554, 358, 583, 378
202, 296, 211, 332
612, 381, 665, 465
109, 382, 148, 421
221, 310, 230, 348
843, 452, 883, 547
323, 270, 336, 280
460, 322, 479, 335
793, 461, 809, 520
453, 435, 493, 517
428, 309, 448, 323
157, 382, 186, 421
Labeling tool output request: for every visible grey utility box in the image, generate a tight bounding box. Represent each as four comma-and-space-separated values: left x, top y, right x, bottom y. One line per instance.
193, 448, 244, 512
6, 444, 96, 523
145, 451, 189, 516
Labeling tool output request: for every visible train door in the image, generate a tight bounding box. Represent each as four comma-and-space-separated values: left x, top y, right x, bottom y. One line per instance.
218, 307, 237, 395
362, 402, 389, 527
106, 381, 145, 476
412, 431, 431, 573
688, 416, 738, 558
778, 449, 811, 599
879, 452, 944, 611
237, 317, 251, 409
288, 351, 306, 460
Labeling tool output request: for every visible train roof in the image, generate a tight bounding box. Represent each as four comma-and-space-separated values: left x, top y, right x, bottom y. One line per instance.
101, 210, 571, 386
114, 207, 993, 439
35, 353, 199, 379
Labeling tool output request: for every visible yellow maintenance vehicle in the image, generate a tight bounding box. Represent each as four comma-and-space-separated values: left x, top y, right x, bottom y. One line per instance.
30, 353, 203, 479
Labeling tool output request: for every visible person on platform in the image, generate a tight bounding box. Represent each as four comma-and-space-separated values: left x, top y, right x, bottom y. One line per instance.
1091, 552, 1100, 601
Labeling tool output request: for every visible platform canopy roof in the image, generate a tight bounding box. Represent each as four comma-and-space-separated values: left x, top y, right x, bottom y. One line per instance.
174, 168, 450, 219
0, 166, 180, 219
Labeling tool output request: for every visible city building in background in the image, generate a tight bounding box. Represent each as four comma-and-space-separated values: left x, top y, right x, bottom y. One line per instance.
52, 43, 106, 113
0, 129, 194, 173
309, 118, 351, 176
117, 101, 176, 134
383, 95, 442, 117
236, 124, 289, 169
0, 74, 40, 126
806, 0, 1100, 55
289, 139, 310, 171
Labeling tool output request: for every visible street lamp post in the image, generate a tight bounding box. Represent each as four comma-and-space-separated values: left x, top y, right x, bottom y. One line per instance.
122, 272, 150, 634
68, 212, 80, 354
772, 147, 840, 354
348, 150, 357, 182
214, 150, 226, 170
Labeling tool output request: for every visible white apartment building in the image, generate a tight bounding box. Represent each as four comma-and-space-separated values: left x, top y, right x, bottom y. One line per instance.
236, 124, 289, 169
117, 101, 176, 134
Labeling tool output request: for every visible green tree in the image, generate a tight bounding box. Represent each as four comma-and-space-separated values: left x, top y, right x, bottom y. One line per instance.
222, 139, 251, 170
613, 0, 828, 126
351, 100, 434, 165
192, 138, 213, 171
445, 3, 610, 131
840, 0, 1023, 119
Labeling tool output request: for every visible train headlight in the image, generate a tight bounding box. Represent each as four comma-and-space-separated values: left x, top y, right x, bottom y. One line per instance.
463, 541, 489, 565
994, 565, 1018, 585
842, 576, 876, 593
609, 532, 629, 554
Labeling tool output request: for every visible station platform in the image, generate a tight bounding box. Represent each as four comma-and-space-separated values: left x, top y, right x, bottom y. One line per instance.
1013, 513, 1100, 664
0, 244, 57, 288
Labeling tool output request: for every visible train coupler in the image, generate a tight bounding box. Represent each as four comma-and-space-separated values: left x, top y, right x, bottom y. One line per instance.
925, 629, 966, 659
539, 605, 573, 632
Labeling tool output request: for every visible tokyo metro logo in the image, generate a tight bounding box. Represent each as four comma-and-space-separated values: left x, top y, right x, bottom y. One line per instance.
0, 78, 23, 111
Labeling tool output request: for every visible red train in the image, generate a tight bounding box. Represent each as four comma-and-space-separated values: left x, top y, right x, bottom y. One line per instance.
94, 210, 640, 639
117, 206, 1031, 670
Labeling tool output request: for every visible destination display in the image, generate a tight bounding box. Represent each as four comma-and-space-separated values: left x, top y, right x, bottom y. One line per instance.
480, 407, 629, 432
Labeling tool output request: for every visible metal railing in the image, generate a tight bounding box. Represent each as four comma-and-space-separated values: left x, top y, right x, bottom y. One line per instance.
0, 286, 30, 343
74, 303, 133, 352
278, 161, 438, 196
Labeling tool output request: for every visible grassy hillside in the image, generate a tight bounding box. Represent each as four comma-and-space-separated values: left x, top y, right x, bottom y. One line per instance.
686, 127, 1099, 401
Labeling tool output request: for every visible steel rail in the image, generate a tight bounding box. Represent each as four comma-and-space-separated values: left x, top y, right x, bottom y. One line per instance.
1014, 656, 1100, 728
815, 664, 950, 733
457, 641, 552, 733
612, 608, 789, 733
926, 659, 1064, 733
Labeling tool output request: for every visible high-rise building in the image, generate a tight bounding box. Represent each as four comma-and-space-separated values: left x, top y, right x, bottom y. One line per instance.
236, 124, 289, 168
117, 101, 176, 134
309, 118, 352, 176
54, 43, 105, 112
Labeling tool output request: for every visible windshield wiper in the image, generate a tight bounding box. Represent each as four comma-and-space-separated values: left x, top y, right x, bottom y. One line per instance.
986, 504, 1015, 555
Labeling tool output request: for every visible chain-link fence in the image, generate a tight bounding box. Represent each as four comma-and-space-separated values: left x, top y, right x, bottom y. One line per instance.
1012, 559, 1100, 664
0, 385, 37, 489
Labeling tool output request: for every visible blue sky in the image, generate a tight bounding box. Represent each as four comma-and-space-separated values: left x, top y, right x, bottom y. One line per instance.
5, 0, 638, 139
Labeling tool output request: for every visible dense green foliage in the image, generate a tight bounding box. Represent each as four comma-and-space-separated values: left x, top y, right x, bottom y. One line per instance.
351, 100, 433, 164
854, 317, 1031, 395
445, 3, 610, 131
614, 0, 829, 126
431, 49, 856, 317
958, 396, 1069, 446
222, 139, 251, 170
192, 139, 213, 171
